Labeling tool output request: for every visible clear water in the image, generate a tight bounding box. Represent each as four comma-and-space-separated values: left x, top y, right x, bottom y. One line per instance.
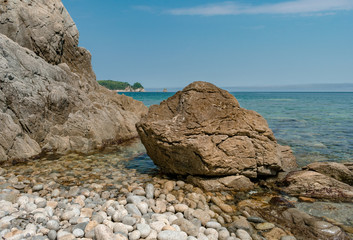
121, 92, 353, 166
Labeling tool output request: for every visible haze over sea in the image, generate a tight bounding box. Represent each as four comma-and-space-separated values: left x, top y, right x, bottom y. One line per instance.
121, 91, 353, 166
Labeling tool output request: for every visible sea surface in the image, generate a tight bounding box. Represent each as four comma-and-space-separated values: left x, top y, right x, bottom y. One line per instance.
121, 92, 353, 166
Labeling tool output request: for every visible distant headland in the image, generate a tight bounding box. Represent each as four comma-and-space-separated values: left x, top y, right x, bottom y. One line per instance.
97, 80, 145, 92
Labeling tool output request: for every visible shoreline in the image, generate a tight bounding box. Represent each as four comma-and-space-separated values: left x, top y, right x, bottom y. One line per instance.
0, 139, 352, 240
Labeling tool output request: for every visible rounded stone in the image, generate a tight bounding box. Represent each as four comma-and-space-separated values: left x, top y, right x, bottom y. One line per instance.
206, 221, 222, 230
48, 230, 57, 240
255, 222, 275, 231
73, 228, 84, 238
157, 230, 187, 240
47, 220, 60, 231
137, 223, 151, 238
129, 230, 141, 240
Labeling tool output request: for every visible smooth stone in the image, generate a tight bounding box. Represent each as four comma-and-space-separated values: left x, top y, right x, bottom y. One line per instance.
236, 229, 252, 240
95, 224, 116, 240
125, 204, 141, 216
47, 220, 60, 231
73, 228, 84, 238
113, 223, 129, 235
173, 218, 199, 237
247, 216, 266, 223
127, 195, 143, 205
255, 222, 275, 230
145, 184, 154, 199
33, 184, 44, 191
129, 230, 141, 240
137, 223, 151, 238
122, 216, 136, 226
206, 221, 222, 230
157, 230, 187, 240
219, 229, 230, 240
137, 202, 149, 215
48, 230, 57, 240
281, 236, 297, 240
174, 204, 188, 212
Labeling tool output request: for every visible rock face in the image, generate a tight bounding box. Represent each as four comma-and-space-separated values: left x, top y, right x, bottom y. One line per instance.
281, 171, 353, 202
0, 0, 95, 81
137, 81, 296, 178
0, 0, 147, 164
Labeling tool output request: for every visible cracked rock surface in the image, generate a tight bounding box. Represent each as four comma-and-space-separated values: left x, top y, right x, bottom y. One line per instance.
137, 81, 297, 178
0, 0, 147, 164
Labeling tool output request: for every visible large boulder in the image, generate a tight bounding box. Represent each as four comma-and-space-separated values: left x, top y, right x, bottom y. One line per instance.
0, 0, 147, 164
137, 81, 296, 178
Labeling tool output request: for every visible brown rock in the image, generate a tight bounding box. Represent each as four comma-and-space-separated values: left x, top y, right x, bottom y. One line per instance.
304, 162, 353, 186
262, 227, 287, 240
298, 196, 315, 203
282, 171, 353, 202
137, 81, 296, 178
187, 175, 254, 192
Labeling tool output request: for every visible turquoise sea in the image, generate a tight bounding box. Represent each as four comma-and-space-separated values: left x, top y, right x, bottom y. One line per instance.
121, 92, 353, 167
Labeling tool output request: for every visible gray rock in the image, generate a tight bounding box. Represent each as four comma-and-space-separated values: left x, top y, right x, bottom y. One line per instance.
47, 220, 60, 231
95, 224, 116, 240
247, 216, 266, 223
48, 231, 57, 240
0, 0, 147, 164
122, 216, 136, 226
157, 230, 188, 240
281, 236, 297, 240
129, 230, 141, 240
73, 228, 84, 238
125, 204, 142, 216
33, 184, 44, 191
206, 221, 222, 230
137, 223, 151, 238
173, 218, 199, 237
145, 184, 154, 199
236, 229, 252, 240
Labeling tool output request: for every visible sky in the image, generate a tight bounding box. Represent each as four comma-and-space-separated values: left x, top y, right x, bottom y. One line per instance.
62, 0, 353, 89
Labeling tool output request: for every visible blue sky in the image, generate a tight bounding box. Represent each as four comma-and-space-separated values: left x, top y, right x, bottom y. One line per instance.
62, 0, 353, 88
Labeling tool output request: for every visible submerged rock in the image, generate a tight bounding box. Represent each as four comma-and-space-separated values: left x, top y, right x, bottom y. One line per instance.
0, 0, 147, 163
137, 81, 296, 178
187, 175, 254, 192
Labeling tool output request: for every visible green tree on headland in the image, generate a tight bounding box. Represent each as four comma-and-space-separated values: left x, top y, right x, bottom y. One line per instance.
97, 80, 143, 90
132, 82, 143, 90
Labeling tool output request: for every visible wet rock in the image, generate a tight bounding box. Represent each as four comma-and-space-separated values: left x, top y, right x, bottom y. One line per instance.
137, 81, 296, 177
255, 222, 275, 230
281, 171, 353, 202
187, 175, 254, 192
304, 162, 353, 185
236, 229, 252, 240
173, 218, 199, 236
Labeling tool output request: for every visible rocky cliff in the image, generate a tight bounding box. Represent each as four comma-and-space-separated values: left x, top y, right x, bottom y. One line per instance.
0, 0, 148, 164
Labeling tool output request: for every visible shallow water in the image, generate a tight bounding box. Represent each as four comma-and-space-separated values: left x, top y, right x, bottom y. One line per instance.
121, 92, 353, 166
